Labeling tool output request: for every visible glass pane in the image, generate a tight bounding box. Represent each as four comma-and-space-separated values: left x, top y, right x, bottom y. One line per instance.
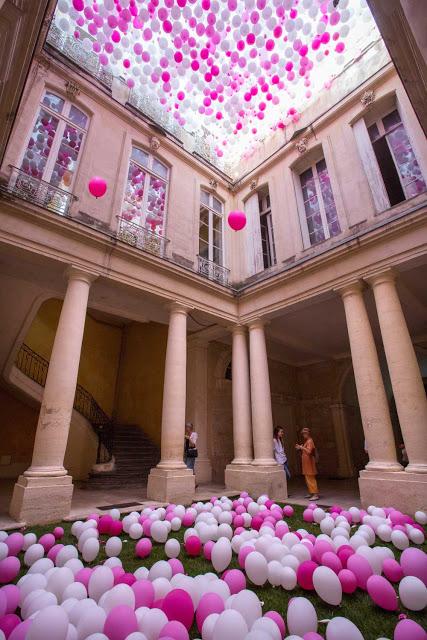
69, 105, 88, 129
152, 158, 168, 179
300, 167, 325, 244
200, 189, 210, 205
199, 205, 209, 226
131, 147, 149, 168
368, 123, 380, 143
42, 93, 64, 114
383, 109, 401, 133
386, 124, 426, 198
199, 221, 209, 244
50, 124, 84, 191
316, 158, 340, 237
213, 245, 222, 264
212, 196, 222, 213
20, 109, 59, 180
260, 215, 271, 269
199, 239, 209, 258
121, 161, 146, 223
146, 175, 166, 233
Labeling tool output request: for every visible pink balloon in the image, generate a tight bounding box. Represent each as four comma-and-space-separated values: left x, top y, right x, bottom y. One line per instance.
283, 505, 294, 517
117, 573, 136, 586
321, 551, 342, 574
185, 536, 202, 557
0, 586, 19, 614
0, 614, 20, 638
400, 548, 427, 586
162, 589, 194, 630
135, 538, 152, 558
8, 618, 32, 640
264, 611, 285, 638
394, 618, 427, 640
112, 567, 125, 584
88, 176, 107, 198
160, 620, 189, 640
38, 533, 55, 553
297, 561, 318, 591
182, 513, 195, 527
203, 541, 214, 561
75, 567, 93, 589
347, 554, 373, 591
338, 569, 357, 594
0, 593, 6, 618
303, 509, 314, 523
5, 534, 24, 557
103, 605, 138, 640
53, 527, 64, 540
0, 558, 20, 584
383, 559, 404, 583
228, 210, 246, 231
110, 520, 123, 536
196, 593, 225, 631
337, 546, 354, 568
223, 569, 246, 594
314, 540, 334, 563
132, 579, 154, 609
238, 546, 253, 568
168, 559, 184, 576
303, 634, 324, 640
366, 575, 398, 611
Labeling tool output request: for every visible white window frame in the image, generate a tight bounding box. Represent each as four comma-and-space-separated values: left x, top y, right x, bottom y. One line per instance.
298, 158, 337, 246
19, 90, 88, 192
123, 146, 170, 235
367, 108, 426, 202
259, 193, 277, 269
198, 188, 224, 266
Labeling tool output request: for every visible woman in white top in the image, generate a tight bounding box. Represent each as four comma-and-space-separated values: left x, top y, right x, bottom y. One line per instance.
273, 426, 291, 479
184, 422, 198, 472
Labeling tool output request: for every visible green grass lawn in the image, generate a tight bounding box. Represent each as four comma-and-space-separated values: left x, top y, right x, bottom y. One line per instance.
17, 504, 427, 639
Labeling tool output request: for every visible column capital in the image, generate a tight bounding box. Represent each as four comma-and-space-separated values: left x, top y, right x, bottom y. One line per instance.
65, 266, 98, 285
334, 279, 364, 299
364, 268, 396, 288
229, 323, 248, 336
168, 301, 192, 316
248, 317, 269, 330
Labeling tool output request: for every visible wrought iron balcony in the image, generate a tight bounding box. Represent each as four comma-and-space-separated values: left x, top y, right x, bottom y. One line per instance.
117, 215, 169, 258
197, 255, 230, 286
1, 166, 77, 216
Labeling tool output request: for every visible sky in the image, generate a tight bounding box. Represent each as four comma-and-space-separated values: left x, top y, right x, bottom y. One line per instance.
52, 0, 380, 170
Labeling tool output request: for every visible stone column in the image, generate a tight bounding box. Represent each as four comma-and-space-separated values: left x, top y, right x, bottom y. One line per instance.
330, 403, 355, 478
147, 303, 195, 502
367, 270, 427, 474
187, 338, 212, 484
231, 325, 253, 464
226, 320, 286, 500
10, 267, 96, 525
338, 282, 401, 472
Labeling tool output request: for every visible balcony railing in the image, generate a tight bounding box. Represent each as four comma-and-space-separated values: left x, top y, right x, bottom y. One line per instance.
117, 216, 169, 258
15, 344, 113, 464
197, 255, 230, 286
1, 166, 77, 216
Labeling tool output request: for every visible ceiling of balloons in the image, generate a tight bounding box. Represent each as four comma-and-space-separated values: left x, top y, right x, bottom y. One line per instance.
52, 0, 379, 172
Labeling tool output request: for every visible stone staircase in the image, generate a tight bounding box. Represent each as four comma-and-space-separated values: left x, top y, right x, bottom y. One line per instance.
85, 424, 160, 489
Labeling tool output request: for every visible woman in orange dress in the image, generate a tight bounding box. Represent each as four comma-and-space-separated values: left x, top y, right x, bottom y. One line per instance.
296, 427, 319, 501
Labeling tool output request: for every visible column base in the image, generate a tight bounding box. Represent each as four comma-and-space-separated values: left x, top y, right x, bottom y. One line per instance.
225, 464, 287, 502
147, 467, 195, 503
359, 469, 427, 515
195, 457, 212, 484
405, 463, 427, 474
9, 475, 73, 526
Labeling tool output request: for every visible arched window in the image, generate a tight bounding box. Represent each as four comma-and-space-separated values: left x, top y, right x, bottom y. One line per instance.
121, 147, 169, 236
199, 188, 224, 265
20, 91, 88, 192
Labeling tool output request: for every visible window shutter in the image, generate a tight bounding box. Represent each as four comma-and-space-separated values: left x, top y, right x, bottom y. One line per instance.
353, 117, 390, 213
244, 192, 263, 276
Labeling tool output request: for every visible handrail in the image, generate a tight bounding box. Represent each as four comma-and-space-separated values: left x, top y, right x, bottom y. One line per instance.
117, 215, 170, 258
197, 254, 230, 286
15, 344, 113, 463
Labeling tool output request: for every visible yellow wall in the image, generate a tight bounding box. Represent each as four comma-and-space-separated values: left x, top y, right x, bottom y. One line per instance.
115, 322, 168, 445
24, 299, 122, 415
0, 387, 37, 465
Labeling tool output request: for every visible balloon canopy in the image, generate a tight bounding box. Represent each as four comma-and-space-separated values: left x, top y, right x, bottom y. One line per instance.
51, 0, 379, 171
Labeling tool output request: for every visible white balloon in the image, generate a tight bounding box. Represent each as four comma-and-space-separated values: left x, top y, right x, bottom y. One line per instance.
245, 551, 268, 586
24, 544, 45, 567
23, 533, 38, 550
326, 616, 364, 640
267, 560, 283, 587
138, 607, 168, 640
398, 576, 427, 611
232, 590, 262, 629
165, 538, 180, 558
76, 606, 106, 640
212, 610, 248, 640
88, 566, 114, 602
151, 521, 168, 543
19, 575, 47, 606
57, 546, 79, 567
212, 538, 232, 573
46, 568, 75, 601
415, 510, 427, 525
105, 537, 122, 558
391, 530, 409, 550
27, 605, 68, 640
251, 617, 281, 640
377, 525, 392, 542
82, 538, 99, 562
129, 523, 143, 540
62, 582, 87, 602
23, 590, 58, 619
69, 599, 98, 627
281, 567, 297, 590
149, 561, 172, 582
202, 613, 220, 640
313, 566, 343, 606
100, 584, 135, 613
287, 597, 318, 636
408, 528, 425, 545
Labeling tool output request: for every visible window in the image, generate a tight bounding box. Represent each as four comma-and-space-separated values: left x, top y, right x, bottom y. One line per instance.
299, 158, 341, 245
122, 147, 169, 235
198, 188, 223, 265
20, 91, 88, 191
367, 109, 426, 206
259, 191, 276, 269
